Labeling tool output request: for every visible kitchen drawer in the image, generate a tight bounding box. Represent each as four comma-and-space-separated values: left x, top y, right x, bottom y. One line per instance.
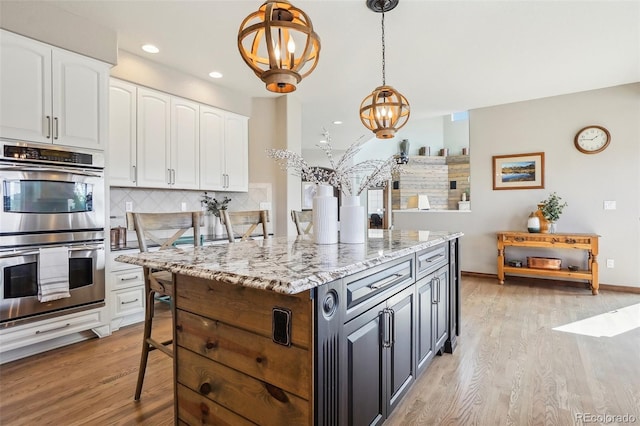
500, 233, 595, 248
344, 255, 414, 321
110, 268, 144, 290
416, 243, 448, 278
112, 287, 145, 318
0, 309, 103, 353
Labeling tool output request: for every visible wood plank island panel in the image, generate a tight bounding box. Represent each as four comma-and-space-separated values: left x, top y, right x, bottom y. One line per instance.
175, 273, 313, 425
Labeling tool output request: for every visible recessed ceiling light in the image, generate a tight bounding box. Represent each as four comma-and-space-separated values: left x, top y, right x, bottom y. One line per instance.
208, 71, 223, 79
333, 120, 343, 125
141, 44, 159, 54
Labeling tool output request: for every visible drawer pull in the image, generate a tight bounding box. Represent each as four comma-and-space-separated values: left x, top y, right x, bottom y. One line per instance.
121, 298, 140, 305
35, 323, 71, 334
421, 254, 445, 265
514, 237, 525, 242
565, 238, 577, 244
369, 273, 403, 290
119, 275, 139, 282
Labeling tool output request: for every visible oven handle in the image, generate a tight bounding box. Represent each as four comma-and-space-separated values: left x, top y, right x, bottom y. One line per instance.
68, 244, 104, 252
0, 165, 103, 178
1, 244, 104, 258
0, 249, 40, 259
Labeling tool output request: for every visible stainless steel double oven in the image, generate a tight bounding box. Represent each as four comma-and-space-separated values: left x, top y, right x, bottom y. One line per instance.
0, 140, 106, 327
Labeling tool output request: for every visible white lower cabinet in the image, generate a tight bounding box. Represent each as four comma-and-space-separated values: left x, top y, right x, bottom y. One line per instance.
108, 250, 145, 331
0, 308, 107, 364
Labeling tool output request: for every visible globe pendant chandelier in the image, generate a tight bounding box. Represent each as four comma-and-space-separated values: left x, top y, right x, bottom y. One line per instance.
238, 0, 321, 93
359, 0, 410, 139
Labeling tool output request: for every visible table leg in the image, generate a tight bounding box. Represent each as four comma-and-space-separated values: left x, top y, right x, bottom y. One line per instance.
497, 247, 505, 284
591, 252, 599, 295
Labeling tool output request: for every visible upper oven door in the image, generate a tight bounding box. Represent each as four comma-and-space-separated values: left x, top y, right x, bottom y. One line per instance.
0, 164, 105, 235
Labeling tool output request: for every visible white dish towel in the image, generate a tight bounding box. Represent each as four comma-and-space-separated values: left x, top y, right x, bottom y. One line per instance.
38, 246, 70, 302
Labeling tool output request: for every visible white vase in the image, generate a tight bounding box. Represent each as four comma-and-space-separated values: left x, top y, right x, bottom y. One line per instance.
214, 216, 224, 237
527, 212, 541, 233
312, 184, 338, 244
340, 195, 366, 244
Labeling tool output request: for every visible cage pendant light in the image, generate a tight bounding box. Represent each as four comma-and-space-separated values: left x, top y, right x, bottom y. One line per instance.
360, 0, 410, 139
238, 0, 321, 93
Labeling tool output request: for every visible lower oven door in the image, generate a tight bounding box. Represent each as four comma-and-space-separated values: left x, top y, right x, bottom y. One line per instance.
0, 241, 105, 326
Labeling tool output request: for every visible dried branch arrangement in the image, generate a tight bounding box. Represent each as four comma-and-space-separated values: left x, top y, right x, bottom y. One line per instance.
267, 130, 403, 196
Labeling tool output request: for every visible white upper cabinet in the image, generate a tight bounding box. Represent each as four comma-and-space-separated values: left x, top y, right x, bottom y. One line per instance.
108, 79, 137, 186
136, 87, 171, 188
107, 78, 247, 191
199, 106, 226, 190
200, 106, 248, 192
0, 30, 108, 150
171, 97, 200, 190
223, 113, 249, 192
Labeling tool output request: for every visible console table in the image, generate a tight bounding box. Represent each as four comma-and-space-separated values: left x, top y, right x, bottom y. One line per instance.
496, 231, 600, 295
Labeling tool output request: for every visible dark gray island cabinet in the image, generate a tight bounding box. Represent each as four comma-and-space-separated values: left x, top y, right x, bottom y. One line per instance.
115, 230, 461, 425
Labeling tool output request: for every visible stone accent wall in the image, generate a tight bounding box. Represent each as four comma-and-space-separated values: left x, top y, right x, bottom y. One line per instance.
392, 155, 469, 210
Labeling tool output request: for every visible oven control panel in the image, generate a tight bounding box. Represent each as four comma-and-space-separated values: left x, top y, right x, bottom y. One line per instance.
1, 141, 104, 168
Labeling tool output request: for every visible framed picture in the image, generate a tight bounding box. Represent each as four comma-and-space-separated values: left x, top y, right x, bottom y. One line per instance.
492, 152, 545, 190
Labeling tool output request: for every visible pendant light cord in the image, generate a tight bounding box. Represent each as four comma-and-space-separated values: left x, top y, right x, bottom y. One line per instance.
381, 10, 386, 86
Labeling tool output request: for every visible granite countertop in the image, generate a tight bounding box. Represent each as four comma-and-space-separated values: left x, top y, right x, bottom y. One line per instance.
115, 229, 462, 295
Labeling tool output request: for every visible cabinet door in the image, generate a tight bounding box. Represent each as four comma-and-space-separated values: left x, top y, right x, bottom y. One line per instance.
199, 105, 225, 190
52, 48, 108, 150
224, 113, 249, 192
434, 265, 449, 351
108, 79, 137, 186
416, 275, 435, 374
344, 301, 386, 426
387, 285, 415, 413
136, 88, 171, 188
171, 97, 200, 189
0, 30, 52, 143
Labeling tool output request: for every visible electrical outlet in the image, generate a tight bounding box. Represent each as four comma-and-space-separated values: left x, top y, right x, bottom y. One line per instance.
181, 202, 187, 212
125, 201, 133, 212
603, 200, 616, 210
606, 259, 615, 268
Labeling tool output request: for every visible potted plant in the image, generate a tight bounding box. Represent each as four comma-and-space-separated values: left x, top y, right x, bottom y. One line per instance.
537, 192, 567, 233
201, 193, 231, 236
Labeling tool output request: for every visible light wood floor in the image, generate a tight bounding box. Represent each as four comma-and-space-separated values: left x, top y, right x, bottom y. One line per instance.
1, 277, 639, 425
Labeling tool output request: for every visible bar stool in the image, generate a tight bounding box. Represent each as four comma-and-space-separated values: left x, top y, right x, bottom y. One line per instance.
126, 211, 202, 400
290, 210, 313, 235
220, 210, 269, 242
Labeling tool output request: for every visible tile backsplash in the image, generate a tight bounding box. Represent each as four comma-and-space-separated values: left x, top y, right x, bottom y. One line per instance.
109, 183, 272, 241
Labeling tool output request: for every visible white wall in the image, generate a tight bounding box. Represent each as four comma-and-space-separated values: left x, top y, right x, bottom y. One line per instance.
443, 116, 470, 154
111, 51, 251, 117
0, 1, 117, 65
394, 83, 640, 288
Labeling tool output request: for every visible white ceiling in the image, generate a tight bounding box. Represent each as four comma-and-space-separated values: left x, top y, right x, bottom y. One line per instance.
47, 0, 639, 149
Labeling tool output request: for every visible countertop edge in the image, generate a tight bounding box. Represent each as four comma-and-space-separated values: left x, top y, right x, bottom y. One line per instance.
115, 232, 463, 295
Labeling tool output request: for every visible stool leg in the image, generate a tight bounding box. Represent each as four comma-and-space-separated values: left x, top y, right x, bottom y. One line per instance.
134, 289, 155, 400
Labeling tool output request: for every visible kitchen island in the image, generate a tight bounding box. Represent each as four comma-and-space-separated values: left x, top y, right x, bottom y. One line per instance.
116, 229, 462, 425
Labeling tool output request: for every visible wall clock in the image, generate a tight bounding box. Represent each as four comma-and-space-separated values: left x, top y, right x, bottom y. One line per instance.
574, 125, 610, 154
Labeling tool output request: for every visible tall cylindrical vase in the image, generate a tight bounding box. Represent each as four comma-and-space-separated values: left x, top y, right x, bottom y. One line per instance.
340, 195, 366, 244
313, 184, 338, 244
